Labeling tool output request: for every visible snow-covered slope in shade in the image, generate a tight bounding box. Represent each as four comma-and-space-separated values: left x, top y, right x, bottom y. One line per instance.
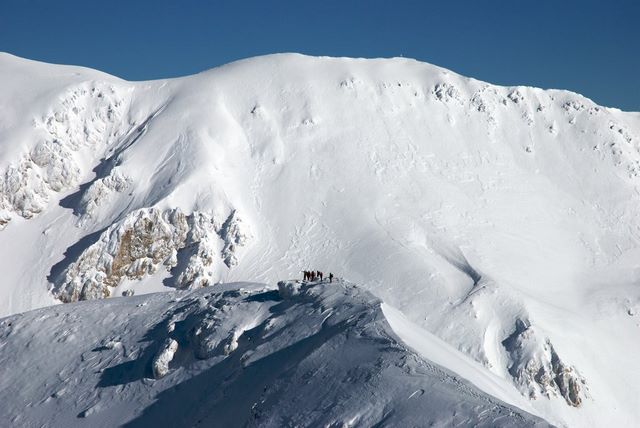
0, 280, 549, 427
1, 52, 640, 426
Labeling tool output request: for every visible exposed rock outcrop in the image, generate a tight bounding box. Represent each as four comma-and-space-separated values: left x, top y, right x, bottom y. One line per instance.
172, 211, 221, 289
52, 207, 251, 302
219, 209, 250, 268
152, 338, 178, 379
502, 319, 587, 407
0, 81, 131, 223
76, 167, 131, 222
432, 82, 463, 104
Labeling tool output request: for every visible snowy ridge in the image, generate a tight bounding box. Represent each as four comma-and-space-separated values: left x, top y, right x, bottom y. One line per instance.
0, 52, 639, 426
0, 280, 548, 427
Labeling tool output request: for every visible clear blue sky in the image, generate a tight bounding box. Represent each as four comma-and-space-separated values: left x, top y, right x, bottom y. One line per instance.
1, 0, 638, 110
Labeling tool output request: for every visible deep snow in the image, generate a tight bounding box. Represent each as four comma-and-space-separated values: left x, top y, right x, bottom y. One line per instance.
0, 52, 639, 426
0, 280, 549, 427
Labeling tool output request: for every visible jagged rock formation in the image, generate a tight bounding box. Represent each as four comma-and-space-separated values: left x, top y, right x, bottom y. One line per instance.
219, 209, 250, 268
52, 207, 251, 302
502, 319, 587, 407
170, 211, 219, 290
76, 167, 131, 222
0, 81, 131, 223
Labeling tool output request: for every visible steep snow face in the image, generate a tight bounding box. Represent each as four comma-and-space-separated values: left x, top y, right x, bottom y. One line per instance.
1, 52, 640, 426
0, 281, 549, 427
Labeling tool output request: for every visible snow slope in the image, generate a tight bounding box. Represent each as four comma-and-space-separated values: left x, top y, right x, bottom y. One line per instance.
0, 280, 549, 427
1, 52, 640, 426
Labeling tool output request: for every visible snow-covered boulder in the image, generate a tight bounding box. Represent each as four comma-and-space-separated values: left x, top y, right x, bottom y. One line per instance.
152, 338, 178, 379
277, 280, 301, 299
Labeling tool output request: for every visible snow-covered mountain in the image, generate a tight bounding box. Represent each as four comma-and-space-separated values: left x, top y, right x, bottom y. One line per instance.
0, 280, 549, 427
0, 52, 639, 426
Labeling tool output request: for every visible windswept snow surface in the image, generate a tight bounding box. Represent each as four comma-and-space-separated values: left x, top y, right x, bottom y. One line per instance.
1, 52, 640, 426
0, 281, 549, 427
381, 303, 538, 413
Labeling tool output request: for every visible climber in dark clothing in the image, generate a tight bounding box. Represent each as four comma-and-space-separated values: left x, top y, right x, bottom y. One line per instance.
329, 273, 334, 283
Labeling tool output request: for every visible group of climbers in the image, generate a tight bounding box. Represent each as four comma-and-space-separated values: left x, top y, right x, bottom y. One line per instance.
303, 270, 334, 283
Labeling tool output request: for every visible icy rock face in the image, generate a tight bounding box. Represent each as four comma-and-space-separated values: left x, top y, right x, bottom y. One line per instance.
172, 212, 220, 289
502, 319, 586, 407
52, 208, 251, 302
54, 208, 188, 302
0, 81, 130, 223
76, 167, 131, 222
152, 338, 178, 379
219, 209, 251, 268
